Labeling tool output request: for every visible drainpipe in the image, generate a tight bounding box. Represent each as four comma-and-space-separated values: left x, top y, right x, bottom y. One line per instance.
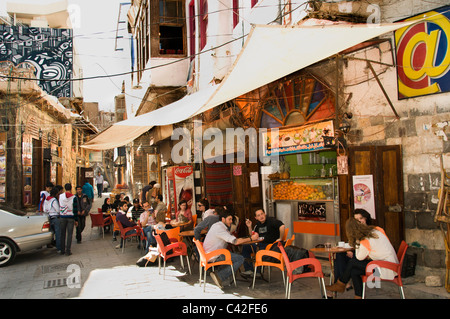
194, 0, 200, 91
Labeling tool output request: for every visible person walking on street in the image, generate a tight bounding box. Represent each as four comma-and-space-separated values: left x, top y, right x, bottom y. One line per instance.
95, 172, 104, 198
74, 185, 91, 244
39, 182, 54, 212
82, 181, 94, 203
59, 183, 78, 256
44, 185, 63, 252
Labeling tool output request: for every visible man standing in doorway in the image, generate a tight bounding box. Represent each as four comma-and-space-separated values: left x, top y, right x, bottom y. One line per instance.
95, 171, 104, 198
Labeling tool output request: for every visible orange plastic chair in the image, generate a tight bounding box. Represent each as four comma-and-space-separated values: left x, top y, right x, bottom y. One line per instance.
116, 219, 143, 253
89, 213, 111, 239
111, 215, 120, 236
284, 234, 295, 247
252, 249, 285, 289
362, 240, 408, 299
154, 234, 191, 279
193, 238, 237, 292
156, 227, 181, 243
265, 228, 290, 250
278, 242, 327, 299
192, 214, 198, 228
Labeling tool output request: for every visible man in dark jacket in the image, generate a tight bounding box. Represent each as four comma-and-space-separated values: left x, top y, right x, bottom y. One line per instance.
74, 185, 91, 244
115, 201, 139, 249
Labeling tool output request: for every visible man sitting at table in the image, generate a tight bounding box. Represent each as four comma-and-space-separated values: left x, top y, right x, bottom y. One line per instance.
240, 208, 285, 278
203, 208, 259, 288
115, 201, 140, 249
194, 207, 219, 240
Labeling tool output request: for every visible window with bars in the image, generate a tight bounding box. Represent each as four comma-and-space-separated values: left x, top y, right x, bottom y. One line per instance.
158, 0, 185, 55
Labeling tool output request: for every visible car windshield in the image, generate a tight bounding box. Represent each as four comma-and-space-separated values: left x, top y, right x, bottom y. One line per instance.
0, 205, 27, 217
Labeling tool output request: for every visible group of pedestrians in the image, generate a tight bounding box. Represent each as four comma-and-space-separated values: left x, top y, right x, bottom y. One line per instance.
42, 181, 94, 256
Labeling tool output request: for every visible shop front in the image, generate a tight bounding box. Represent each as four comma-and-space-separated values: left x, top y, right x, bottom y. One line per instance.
232, 69, 342, 249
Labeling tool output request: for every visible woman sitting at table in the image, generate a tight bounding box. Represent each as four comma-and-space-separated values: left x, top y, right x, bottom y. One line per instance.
102, 197, 112, 213
333, 209, 374, 292
170, 200, 193, 230
326, 217, 398, 299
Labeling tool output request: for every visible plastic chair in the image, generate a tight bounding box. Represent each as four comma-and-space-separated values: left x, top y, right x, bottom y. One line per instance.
111, 215, 120, 236
116, 219, 143, 253
362, 240, 408, 299
252, 249, 285, 289
193, 238, 237, 292
192, 214, 198, 228
98, 208, 102, 214
265, 228, 290, 250
154, 234, 191, 279
278, 242, 327, 299
156, 227, 181, 243
284, 234, 295, 247
89, 213, 111, 239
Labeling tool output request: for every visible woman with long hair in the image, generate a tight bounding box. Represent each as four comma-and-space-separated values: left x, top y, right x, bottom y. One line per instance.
170, 199, 193, 230
326, 217, 398, 298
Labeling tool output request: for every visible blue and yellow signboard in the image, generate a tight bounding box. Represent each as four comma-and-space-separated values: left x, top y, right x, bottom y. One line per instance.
395, 6, 450, 99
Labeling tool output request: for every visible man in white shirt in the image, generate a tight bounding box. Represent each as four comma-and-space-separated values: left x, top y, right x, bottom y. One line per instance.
203, 207, 259, 288
95, 172, 104, 198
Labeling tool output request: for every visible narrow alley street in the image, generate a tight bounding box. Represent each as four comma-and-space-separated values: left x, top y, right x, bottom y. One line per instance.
0, 194, 448, 304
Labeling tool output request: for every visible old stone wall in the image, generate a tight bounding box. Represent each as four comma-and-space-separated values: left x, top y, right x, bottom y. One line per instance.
341, 1, 450, 278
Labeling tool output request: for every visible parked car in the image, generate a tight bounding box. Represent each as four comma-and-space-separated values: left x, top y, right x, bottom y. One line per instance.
0, 205, 52, 267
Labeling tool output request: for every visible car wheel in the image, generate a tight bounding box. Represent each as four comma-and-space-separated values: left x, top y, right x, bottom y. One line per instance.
0, 238, 17, 267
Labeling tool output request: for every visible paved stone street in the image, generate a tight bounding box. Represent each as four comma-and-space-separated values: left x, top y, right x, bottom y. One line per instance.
0, 193, 448, 302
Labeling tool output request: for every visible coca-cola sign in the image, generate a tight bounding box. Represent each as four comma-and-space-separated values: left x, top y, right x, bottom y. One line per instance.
174, 166, 193, 178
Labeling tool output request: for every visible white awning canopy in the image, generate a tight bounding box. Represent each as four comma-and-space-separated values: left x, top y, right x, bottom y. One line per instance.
83, 21, 413, 150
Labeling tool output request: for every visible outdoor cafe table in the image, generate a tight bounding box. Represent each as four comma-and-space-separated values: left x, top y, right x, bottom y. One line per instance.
179, 229, 207, 261
310, 246, 354, 284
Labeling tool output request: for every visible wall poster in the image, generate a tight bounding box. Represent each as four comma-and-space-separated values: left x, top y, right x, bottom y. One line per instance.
352, 175, 376, 219
22, 134, 33, 206
0, 132, 6, 202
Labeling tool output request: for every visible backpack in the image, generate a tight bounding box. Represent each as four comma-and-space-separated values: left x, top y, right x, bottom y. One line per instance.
263, 243, 310, 274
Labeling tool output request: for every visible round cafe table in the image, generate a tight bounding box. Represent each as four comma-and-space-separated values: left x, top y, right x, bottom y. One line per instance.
310, 246, 354, 284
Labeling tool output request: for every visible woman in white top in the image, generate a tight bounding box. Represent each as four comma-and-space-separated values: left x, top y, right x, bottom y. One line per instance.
326, 218, 398, 298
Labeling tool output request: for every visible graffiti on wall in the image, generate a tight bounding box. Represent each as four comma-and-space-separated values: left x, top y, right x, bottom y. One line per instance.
395, 6, 450, 99
0, 25, 73, 97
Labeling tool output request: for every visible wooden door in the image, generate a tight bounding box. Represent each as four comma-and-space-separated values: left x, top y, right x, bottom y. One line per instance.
232, 162, 262, 237
340, 145, 404, 250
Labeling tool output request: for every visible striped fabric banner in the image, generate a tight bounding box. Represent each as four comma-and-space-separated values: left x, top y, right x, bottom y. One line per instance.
204, 162, 232, 206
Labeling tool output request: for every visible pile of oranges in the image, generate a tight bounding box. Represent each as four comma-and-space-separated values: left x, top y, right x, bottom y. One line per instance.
273, 181, 326, 201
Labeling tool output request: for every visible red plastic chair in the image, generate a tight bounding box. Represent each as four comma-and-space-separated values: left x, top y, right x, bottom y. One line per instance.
362, 240, 408, 299
278, 242, 327, 299
154, 234, 191, 279
116, 219, 143, 253
193, 238, 237, 292
89, 213, 111, 239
